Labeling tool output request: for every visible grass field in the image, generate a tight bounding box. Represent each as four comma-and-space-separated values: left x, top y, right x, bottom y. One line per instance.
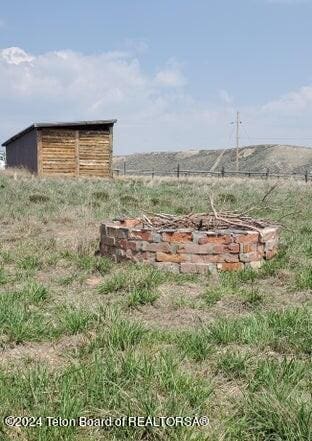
0, 170, 311, 441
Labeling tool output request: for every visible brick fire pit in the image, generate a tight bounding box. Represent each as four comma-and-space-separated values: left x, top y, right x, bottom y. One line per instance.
99, 217, 279, 273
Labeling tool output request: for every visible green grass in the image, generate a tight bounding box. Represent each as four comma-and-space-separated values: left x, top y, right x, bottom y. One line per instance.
127, 288, 159, 308
0, 172, 312, 440
203, 287, 222, 306
57, 306, 97, 335
98, 264, 167, 294
295, 266, 312, 290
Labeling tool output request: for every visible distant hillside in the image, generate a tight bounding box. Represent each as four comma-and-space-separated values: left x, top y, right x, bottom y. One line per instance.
114, 145, 312, 174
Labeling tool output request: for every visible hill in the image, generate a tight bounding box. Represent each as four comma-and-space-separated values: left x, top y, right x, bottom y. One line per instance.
114, 144, 312, 174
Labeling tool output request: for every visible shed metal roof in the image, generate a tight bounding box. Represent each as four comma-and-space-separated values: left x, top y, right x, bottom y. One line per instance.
2, 120, 117, 146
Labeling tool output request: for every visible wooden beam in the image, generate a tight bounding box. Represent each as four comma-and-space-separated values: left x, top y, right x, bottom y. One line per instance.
109, 125, 113, 178
75, 130, 80, 177
37, 129, 43, 176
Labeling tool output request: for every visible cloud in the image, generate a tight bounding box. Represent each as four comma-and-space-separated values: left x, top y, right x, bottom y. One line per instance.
124, 38, 149, 54
1, 45, 312, 153
0, 46, 215, 152
155, 60, 187, 87
261, 86, 312, 114
219, 89, 233, 105
1, 47, 34, 65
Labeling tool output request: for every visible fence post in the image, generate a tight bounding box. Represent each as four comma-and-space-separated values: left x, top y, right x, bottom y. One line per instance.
152, 168, 154, 179
221, 166, 225, 178
266, 168, 270, 179
177, 163, 180, 179
123, 160, 126, 176
305, 170, 308, 183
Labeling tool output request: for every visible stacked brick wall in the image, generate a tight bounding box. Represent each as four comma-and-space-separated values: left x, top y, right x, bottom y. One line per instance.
100, 218, 279, 273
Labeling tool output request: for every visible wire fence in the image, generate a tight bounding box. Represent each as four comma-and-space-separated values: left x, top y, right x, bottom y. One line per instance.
113, 162, 311, 183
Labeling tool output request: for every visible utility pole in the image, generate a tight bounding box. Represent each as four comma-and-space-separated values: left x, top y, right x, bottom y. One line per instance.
231, 111, 242, 172
235, 111, 242, 173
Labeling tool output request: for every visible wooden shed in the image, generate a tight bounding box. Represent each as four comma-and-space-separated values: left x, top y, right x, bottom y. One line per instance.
2, 120, 117, 178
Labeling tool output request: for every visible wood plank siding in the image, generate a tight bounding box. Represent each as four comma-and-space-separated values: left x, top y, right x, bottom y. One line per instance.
39, 127, 112, 178
40, 129, 76, 176
2, 120, 116, 178
78, 129, 111, 177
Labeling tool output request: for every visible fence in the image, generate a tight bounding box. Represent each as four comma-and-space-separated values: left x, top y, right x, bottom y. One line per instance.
113, 163, 311, 183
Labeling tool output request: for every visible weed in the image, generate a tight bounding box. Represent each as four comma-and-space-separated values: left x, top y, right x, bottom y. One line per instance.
127, 288, 159, 308
178, 329, 214, 361
0, 268, 7, 285
120, 194, 138, 204
17, 255, 41, 271
98, 265, 166, 294
29, 194, 50, 203
295, 266, 312, 290
216, 351, 250, 379
218, 192, 237, 204
23, 282, 48, 303
241, 289, 263, 307
203, 287, 222, 306
92, 190, 109, 201
58, 306, 96, 334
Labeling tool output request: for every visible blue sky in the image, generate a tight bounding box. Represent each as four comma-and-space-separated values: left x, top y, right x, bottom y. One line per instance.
1, 0, 312, 153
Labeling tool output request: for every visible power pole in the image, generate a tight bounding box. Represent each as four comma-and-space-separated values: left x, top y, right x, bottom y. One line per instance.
235, 111, 242, 172
231, 111, 242, 172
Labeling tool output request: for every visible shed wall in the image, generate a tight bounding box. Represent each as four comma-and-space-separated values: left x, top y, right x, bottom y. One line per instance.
39, 127, 112, 177
5, 129, 37, 172
40, 129, 76, 176
78, 129, 112, 177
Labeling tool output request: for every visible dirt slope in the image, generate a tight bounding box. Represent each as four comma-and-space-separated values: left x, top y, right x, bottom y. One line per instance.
114, 145, 312, 174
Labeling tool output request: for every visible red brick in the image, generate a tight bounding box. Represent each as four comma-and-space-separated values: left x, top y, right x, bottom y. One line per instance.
118, 239, 141, 251
141, 242, 171, 253
162, 231, 193, 243
239, 252, 259, 263
100, 244, 109, 255
180, 263, 198, 273
177, 244, 222, 254
156, 252, 187, 263
240, 243, 257, 253
224, 254, 240, 263
260, 227, 278, 242
115, 248, 126, 262
265, 248, 278, 260
265, 239, 278, 251
120, 218, 141, 228
106, 226, 129, 239
181, 262, 217, 274
125, 249, 133, 259
257, 244, 265, 258
234, 232, 259, 244
217, 262, 244, 271
132, 251, 154, 262
196, 263, 217, 274
128, 230, 153, 241
198, 234, 232, 245
102, 236, 115, 246
189, 254, 218, 263
189, 253, 238, 263
224, 243, 240, 253
152, 262, 180, 273
245, 260, 262, 270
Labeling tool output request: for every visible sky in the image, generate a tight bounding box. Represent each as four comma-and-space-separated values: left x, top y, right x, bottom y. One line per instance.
1, 0, 312, 154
